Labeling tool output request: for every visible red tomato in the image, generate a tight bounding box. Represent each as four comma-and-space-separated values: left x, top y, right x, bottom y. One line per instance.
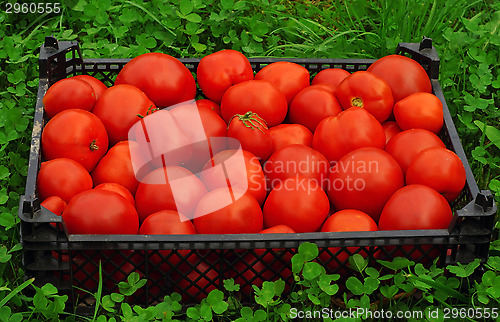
263, 177, 330, 233
62, 189, 139, 234
115, 53, 196, 108
37, 158, 93, 203
382, 121, 402, 144
367, 54, 432, 102
73, 75, 108, 100
41, 109, 108, 172
227, 112, 273, 161
378, 184, 453, 230
197, 49, 253, 103
94, 183, 135, 206
194, 189, 263, 234
313, 107, 386, 163
319, 209, 378, 270
312, 68, 350, 88
393, 92, 444, 134
328, 147, 404, 222
92, 84, 156, 146
269, 124, 313, 152
256, 225, 296, 263
135, 166, 207, 222
200, 149, 267, 205
288, 85, 343, 132
336, 71, 394, 123
91, 141, 150, 196
43, 78, 96, 118
385, 129, 445, 174
41, 195, 67, 216
220, 80, 288, 127
196, 99, 221, 117
254, 61, 310, 105
260, 225, 295, 234
264, 144, 330, 190
406, 147, 466, 202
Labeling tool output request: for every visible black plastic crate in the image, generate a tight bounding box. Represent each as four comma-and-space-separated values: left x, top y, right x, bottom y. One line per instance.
19, 36, 496, 311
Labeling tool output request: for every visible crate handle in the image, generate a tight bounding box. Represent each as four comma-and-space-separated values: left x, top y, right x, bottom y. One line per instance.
396, 37, 440, 79
475, 191, 495, 212
44, 35, 59, 51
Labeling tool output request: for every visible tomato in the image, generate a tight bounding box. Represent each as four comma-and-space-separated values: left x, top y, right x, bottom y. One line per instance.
92, 84, 156, 146
193, 189, 263, 234
41, 195, 67, 216
393, 92, 443, 134
263, 177, 330, 233
94, 183, 135, 206
227, 112, 273, 161
254, 61, 310, 104
73, 75, 108, 100
220, 80, 288, 127
385, 129, 445, 174
91, 141, 150, 196
41, 109, 108, 172
336, 71, 394, 123
62, 189, 139, 234
115, 53, 196, 108
269, 124, 313, 153
312, 68, 350, 88
256, 225, 295, 263
328, 147, 404, 222
382, 121, 402, 144
43, 77, 96, 118
319, 209, 378, 270
260, 225, 295, 234
200, 149, 267, 205
288, 85, 343, 132
367, 54, 432, 102
196, 99, 221, 117
406, 147, 466, 202
264, 144, 330, 190
313, 107, 386, 163
37, 158, 93, 203
378, 184, 453, 230
135, 166, 207, 222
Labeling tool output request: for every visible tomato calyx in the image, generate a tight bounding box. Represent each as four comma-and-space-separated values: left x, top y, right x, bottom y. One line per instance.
136, 105, 159, 119
228, 111, 268, 134
89, 139, 99, 151
351, 97, 363, 107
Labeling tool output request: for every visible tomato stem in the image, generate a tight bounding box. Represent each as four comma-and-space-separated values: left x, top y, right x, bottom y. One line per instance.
89, 140, 99, 151
137, 105, 159, 119
352, 97, 363, 107
229, 111, 268, 133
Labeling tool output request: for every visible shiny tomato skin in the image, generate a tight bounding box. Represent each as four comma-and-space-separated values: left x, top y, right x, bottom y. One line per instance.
328, 147, 404, 222
406, 147, 466, 202
115, 53, 196, 108
200, 149, 267, 205
41, 195, 67, 216
92, 84, 156, 146
367, 54, 432, 102
135, 166, 207, 222
37, 158, 93, 203
42, 109, 108, 172
288, 85, 343, 132
43, 78, 96, 118
382, 121, 402, 145
385, 129, 445, 174
197, 49, 253, 103
193, 189, 263, 234
73, 75, 108, 100
254, 61, 310, 105
91, 141, 150, 196
378, 184, 453, 230
94, 183, 135, 206
264, 144, 330, 190
220, 80, 288, 127
313, 107, 386, 163
312, 68, 350, 88
269, 124, 313, 153
263, 177, 330, 233
227, 112, 273, 161
196, 99, 222, 117
393, 92, 444, 134
336, 71, 394, 123
260, 225, 296, 234
62, 189, 139, 234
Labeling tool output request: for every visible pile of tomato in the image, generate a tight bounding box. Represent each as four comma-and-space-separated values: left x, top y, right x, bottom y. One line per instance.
38, 50, 467, 246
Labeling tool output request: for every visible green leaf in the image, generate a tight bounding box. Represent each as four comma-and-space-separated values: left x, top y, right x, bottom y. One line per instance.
297, 242, 319, 262
364, 267, 379, 278
475, 120, 500, 150
223, 279, 240, 292
318, 274, 339, 296
221, 0, 234, 10
291, 253, 305, 273
486, 276, 500, 298
346, 276, 364, 295
41, 283, 58, 296
179, 0, 193, 15
186, 307, 200, 319
349, 254, 368, 273
254, 309, 267, 321
206, 289, 228, 314
377, 257, 415, 271
199, 303, 213, 321
363, 277, 380, 295
307, 293, 320, 305
185, 13, 202, 23
273, 279, 285, 297
110, 293, 124, 302
302, 262, 323, 280
380, 285, 399, 298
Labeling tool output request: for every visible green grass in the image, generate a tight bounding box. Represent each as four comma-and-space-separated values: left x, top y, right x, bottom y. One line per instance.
0, 0, 499, 320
